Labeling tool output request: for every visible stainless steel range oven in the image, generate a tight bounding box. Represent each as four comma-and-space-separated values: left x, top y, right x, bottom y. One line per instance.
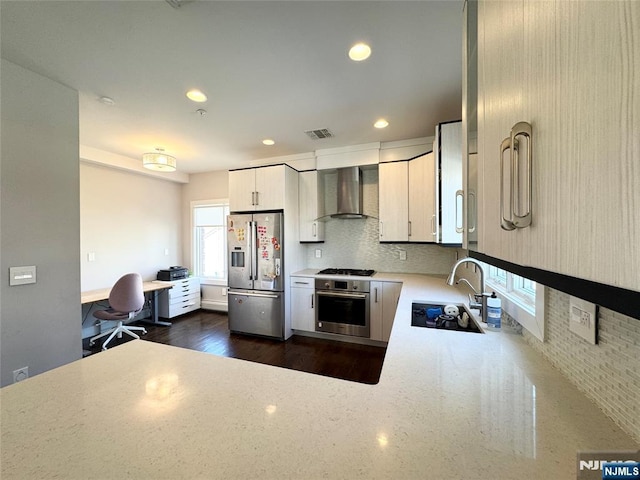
315, 278, 370, 338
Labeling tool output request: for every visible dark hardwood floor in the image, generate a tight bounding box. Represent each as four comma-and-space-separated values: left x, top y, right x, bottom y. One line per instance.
83, 310, 387, 384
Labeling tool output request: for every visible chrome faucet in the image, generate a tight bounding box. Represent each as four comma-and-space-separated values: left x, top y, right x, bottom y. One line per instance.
446, 257, 489, 323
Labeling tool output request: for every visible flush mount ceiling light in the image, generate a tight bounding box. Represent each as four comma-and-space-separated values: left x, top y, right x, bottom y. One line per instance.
374, 119, 389, 129
142, 148, 177, 172
262, 139, 275, 146
99, 96, 115, 106
348, 42, 372, 61
186, 89, 207, 102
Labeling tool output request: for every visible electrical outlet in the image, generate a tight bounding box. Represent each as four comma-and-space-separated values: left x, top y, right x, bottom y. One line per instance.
13, 367, 29, 383
315, 249, 322, 258
569, 296, 597, 344
221, 287, 227, 296
399, 250, 407, 261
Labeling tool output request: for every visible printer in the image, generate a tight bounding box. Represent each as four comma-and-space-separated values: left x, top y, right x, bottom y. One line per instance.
157, 266, 189, 281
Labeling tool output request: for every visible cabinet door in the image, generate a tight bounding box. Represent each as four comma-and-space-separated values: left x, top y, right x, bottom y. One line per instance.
369, 281, 384, 341
408, 152, 437, 242
229, 169, 256, 212
255, 165, 285, 210
381, 282, 401, 342
290, 282, 315, 332
379, 161, 408, 242
477, 0, 527, 264
370, 281, 401, 342
438, 122, 463, 244
551, 0, 639, 289
299, 171, 325, 242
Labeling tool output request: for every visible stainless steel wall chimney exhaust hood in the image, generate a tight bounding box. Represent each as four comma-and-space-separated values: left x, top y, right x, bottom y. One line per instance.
331, 166, 366, 219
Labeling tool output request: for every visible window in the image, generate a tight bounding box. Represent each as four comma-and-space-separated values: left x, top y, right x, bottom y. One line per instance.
192, 200, 229, 281
485, 264, 545, 341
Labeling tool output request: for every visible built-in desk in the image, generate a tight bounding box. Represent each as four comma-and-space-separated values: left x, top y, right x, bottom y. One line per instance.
81, 281, 173, 327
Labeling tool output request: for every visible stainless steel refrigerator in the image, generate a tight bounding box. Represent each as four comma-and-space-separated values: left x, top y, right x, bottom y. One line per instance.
227, 212, 285, 339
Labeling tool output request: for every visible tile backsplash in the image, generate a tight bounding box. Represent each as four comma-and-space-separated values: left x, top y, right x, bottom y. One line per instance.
521, 288, 640, 443
303, 167, 455, 275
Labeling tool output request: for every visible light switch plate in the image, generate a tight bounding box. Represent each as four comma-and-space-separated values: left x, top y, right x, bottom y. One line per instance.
569, 296, 597, 344
9, 266, 37, 286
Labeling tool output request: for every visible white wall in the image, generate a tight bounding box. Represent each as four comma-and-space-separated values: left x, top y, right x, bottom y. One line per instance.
181, 170, 229, 310
0, 59, 81, 386
80, 162, 183, 291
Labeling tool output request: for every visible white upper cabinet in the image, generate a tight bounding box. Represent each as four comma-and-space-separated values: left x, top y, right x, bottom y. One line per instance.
408, 152, 437, 242
298, 170, 325, 242
229, 165, 287, 212
378, 161, 409, 242
378, 152, 440, 243
435, 121, 463, 245
475, 0, 640, 291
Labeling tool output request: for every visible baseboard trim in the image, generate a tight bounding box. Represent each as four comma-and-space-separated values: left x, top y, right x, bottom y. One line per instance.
201, 299, 228, 312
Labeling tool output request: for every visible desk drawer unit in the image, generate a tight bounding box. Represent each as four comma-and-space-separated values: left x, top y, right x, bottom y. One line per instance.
158, 277, 201, 319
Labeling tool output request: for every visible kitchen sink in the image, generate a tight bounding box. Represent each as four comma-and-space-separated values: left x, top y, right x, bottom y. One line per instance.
411, 302, 484, 334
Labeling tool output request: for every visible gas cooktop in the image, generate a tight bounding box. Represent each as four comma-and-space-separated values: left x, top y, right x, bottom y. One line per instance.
317, 268, 376, 277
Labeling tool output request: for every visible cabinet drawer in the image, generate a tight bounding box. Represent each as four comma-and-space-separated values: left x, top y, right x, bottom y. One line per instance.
159, 296, 201, 318
168, 291, 200, 306
290, 277, 314, 288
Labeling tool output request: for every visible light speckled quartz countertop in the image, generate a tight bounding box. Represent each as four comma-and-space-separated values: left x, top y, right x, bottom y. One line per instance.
1, 274, 637, 479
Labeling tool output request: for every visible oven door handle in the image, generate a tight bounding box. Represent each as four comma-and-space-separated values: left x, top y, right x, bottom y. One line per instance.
316, 291, 367, 299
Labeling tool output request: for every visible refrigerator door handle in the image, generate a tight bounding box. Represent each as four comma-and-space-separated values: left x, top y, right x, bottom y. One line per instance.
231, 291, 280, 299
251, 220, 259, 281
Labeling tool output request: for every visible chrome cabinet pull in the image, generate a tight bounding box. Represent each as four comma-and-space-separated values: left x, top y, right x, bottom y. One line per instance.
379, 221, 384, 238
311, 294, 314, 309
408, 221, 412, 237
455, 189, 464, 233
431, 214, 437, 237
500, 137, 516, 231
254, 191, 259, 206
468, 190, 476, 233
511, 121, 532, 228
500, 122, 533, 230
312, 222, 317, 237
251, 191, 256, 206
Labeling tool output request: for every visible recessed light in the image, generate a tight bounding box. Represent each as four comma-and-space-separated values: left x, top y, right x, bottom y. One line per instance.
99, 96, 115, 106
349, 43, 371, 61
262, 139, 275, 146
186, 89, 207, 102
374, 119, 389, 129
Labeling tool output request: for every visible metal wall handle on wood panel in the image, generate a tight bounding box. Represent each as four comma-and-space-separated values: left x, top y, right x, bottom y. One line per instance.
510, 121, 532, 228
500, 137, 516, 231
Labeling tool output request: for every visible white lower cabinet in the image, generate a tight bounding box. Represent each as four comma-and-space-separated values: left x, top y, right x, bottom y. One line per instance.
158, 277, 201, 319
370, 281, 402, 342
290, 276, 315, 332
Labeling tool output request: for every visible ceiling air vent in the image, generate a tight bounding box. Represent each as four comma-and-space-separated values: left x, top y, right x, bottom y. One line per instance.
305, 128, 334, 140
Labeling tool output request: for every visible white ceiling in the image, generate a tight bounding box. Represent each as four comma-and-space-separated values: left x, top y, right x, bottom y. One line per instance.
1, 0, 463, 174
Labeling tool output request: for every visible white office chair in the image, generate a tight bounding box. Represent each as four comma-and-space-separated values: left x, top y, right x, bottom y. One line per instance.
89, 273, 147, 351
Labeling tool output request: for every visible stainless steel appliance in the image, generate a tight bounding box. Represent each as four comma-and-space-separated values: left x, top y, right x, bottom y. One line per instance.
315, 277, 371, 338
227, 212, 285, 339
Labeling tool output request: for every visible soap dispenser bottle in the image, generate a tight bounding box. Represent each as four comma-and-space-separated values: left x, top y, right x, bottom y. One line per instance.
487, 293, 502, 329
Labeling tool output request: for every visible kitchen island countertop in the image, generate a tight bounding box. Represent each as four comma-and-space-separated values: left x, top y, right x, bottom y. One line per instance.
1, 273, 637, 479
